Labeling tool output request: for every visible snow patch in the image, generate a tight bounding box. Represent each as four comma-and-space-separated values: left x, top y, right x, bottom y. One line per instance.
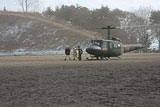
23, 38, 31, 43
0, 50, 64, 56
0, 21, 33, 41
149, 39, 159, 50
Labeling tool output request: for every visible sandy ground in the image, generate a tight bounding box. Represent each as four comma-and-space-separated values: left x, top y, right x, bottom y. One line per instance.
0, 53, 160, 107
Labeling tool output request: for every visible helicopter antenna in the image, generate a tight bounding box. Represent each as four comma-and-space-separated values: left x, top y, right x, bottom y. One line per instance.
107, 27, 111, 40
93, 32, 97, 40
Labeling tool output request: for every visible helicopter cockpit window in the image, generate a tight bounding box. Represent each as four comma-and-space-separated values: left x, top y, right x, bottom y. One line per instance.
103, 42, 107, 48
110, 42, 113, 48
117, 44, 121, 48
114, 44, 118, 48
90, 40, 102, 47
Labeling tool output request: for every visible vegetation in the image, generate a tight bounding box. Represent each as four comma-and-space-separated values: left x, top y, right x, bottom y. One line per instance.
16, 0, 39, 12
43, 5, 160, 52
151, 11, 160, 51
1, 3, 160, 52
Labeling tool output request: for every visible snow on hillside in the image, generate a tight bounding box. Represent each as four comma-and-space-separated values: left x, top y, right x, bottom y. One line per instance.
0, 50, 64, 56
0, 21, 33, 41
149, 38, 159, 50
0, 12, 159, 56
0, 12, 91, 53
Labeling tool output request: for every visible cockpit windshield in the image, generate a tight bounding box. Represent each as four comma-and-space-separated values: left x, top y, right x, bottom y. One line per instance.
89, 40, 102, 47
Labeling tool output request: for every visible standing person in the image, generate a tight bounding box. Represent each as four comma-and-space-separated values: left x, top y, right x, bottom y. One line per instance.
64, 45, 71, 60
77, 45, 83, 61
72, 47, 77, 60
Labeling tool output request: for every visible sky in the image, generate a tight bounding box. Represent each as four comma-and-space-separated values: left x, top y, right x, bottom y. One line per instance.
0, 0, 160, 12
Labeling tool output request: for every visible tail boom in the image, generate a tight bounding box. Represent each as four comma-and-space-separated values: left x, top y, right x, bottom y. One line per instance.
123, 44, 145, 53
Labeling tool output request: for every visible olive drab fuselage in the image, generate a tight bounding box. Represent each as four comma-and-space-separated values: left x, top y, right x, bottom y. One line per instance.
85, 26, 146, 58
86, 39, 145, 58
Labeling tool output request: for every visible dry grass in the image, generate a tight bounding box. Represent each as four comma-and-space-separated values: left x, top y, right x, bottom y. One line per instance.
0, 11, 100, 39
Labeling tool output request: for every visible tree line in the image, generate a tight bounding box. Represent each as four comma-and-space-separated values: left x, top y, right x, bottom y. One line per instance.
15, 1, 160, 52
42, 5, 160, 52
17, 0, 39, 12
43, 5, 131, 43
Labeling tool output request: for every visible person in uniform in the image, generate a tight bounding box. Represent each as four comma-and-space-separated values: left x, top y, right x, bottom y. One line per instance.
64, 45, 71, 60
77, 45, 83, 61
72, 47, 77, 60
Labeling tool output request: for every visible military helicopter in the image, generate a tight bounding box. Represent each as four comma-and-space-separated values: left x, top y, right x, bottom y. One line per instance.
85, 26, 147, 60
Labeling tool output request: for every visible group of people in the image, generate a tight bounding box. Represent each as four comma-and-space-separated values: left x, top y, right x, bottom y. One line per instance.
64, 45, 83, 61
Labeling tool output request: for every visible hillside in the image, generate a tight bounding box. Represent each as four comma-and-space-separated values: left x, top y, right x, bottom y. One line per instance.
0, 11, 100, 53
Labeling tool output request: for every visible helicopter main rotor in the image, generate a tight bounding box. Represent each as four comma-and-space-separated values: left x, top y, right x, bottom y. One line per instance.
52, 24, 160, 40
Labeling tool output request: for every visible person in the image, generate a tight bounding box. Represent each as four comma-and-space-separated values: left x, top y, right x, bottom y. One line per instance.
77, 45, 83, 61
72, 47, 78, 60
64, 45, 71, 60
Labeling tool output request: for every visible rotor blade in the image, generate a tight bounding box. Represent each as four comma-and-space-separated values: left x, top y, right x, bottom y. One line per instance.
51, 24, 160, 31
51, 28, 79, 31
117, 24, 160, 29
84, 26, 117, 30
51, 27, 107, 31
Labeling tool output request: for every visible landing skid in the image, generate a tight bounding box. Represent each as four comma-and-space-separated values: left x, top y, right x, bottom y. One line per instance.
86, 55, 109, 60
117, 56, 121, 59
86, 55, 121, 60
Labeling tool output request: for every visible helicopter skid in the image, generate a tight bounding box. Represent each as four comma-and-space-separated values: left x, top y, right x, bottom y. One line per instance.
86, 55, 109, 60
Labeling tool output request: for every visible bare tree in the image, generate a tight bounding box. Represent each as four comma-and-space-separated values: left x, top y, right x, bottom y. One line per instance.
17, 0, 39, 12
120, 6, 153, 45
151, 11, 160, 51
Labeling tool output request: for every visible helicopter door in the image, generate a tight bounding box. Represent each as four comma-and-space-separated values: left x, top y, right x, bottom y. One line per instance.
109, 42, 113, 49
102, 41, 107, 50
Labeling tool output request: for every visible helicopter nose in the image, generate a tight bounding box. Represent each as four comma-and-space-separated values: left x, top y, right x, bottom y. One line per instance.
86, 46, 101, 54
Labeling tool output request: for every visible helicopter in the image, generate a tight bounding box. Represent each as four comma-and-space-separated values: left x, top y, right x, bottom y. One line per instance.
85, 26, 147, 60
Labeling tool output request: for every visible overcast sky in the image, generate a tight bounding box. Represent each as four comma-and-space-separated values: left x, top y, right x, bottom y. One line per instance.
0, 0, 160, 12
